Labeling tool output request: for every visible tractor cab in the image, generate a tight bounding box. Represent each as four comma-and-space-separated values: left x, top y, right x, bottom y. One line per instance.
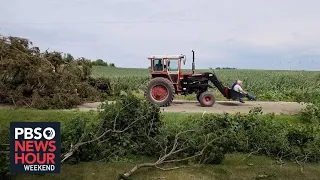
148, 55, 186, 84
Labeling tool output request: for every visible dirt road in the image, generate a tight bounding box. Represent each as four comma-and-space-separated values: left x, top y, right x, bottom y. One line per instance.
77, 100, 306, 115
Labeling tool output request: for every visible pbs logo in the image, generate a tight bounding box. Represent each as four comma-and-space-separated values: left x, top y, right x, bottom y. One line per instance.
15, 127, 56, 140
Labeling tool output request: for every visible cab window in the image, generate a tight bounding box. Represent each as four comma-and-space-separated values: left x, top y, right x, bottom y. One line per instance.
168, 59, 179, 71
153, 59, 163, 71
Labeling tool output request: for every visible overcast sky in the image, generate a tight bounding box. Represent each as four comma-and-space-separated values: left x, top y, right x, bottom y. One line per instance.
1, 0, 320, 70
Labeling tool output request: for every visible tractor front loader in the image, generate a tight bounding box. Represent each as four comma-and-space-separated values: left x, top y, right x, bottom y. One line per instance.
144, 50, 243, 107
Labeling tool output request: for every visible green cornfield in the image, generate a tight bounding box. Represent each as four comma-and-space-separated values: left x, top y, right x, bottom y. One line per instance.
92, 66, 320, 102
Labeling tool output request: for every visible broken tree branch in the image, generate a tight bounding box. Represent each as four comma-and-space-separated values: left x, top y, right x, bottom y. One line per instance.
120, 130, 229, 179
61, 101, 151, 163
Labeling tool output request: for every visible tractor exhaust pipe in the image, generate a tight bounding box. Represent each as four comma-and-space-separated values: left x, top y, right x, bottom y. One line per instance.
192, 50, 195, 74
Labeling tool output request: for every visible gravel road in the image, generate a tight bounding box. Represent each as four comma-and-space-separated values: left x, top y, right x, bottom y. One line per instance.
76, 100, 306, 115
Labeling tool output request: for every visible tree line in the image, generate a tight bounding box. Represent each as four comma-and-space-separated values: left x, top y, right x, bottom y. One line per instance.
215, 67, 236, 69
63, 53, 116, 67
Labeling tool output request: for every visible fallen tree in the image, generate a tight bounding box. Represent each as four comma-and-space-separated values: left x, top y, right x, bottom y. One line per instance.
119, 130, 228, 179
0, 35, 110, 109
58, 94, 231, 179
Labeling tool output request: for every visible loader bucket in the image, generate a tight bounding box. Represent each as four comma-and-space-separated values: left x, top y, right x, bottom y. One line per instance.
224, 88, 244, 100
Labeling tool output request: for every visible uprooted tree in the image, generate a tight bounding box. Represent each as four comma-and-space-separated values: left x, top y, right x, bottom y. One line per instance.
0, 35, 110, 109
118, 129, 228, 180
59, 94, 230, 179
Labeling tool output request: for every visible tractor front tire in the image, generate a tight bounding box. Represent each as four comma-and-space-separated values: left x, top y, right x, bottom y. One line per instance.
196, 92, 201, 102
196, 90, 205, 102
144, 77, 175, 107
199, 91, 215, 107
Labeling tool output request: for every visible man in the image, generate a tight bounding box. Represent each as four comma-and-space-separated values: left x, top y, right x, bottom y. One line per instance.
154, 60, 163, 71
232, 80, 256, 103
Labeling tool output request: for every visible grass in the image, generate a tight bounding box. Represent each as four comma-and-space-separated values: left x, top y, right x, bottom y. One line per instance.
161, 112, 303, 127
91, 66, 320, 79
12, 153, 320, 180
0, 109, 304, 129
91, 66, 320, 102
0, 108, 97, 128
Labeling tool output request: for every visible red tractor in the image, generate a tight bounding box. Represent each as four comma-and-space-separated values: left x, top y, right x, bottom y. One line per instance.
144, 50, 244, 107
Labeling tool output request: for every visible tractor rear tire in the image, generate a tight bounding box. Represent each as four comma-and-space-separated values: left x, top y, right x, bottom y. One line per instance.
199, 91, 215, 107
144, 77, 175, 107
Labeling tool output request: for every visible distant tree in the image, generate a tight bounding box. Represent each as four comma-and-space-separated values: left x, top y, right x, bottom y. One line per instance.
109, 63, 115, 67
91, 59, 109, 66
63, 53, 74, 63
218, 67, 236, 69
96, 59, 107, 66
216, 67, 237, 70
